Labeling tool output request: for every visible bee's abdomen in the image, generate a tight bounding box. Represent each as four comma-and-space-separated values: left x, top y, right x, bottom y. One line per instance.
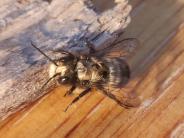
104, 58, 130, 88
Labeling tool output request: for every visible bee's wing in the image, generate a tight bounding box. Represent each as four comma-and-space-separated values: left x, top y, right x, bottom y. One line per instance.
101, 87, 141, 108
94, 38, 139, 58
95, 38, 140, 108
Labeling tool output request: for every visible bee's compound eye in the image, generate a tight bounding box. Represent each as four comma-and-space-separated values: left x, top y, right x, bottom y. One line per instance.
62, 77, 69, 82
58, 77, 69, 84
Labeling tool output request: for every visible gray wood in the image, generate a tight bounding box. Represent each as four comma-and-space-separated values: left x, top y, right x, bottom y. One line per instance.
0, 0, 131, 120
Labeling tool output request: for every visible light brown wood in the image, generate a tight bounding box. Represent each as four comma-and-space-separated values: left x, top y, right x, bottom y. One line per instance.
1, 0, 184, 138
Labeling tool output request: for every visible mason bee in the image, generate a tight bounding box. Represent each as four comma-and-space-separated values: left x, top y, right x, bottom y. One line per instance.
31, 38, 140, 111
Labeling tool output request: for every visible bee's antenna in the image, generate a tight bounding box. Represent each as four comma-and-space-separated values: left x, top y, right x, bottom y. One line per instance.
40, 73, 60, 90
31, 41, 58, 66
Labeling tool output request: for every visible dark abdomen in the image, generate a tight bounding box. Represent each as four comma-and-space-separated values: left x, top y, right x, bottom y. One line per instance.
104, 57, 130, 88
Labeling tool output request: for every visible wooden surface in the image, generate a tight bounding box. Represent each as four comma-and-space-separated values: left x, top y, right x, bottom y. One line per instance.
0, 0, 131, 119
1, 0, 184, 138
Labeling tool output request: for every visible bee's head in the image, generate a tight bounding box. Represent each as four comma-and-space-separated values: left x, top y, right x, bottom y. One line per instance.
49, 55, 77, 84
30, 41, 78, 86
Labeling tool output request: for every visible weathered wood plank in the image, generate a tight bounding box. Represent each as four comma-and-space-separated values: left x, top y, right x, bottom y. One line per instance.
0, 0, 131, 119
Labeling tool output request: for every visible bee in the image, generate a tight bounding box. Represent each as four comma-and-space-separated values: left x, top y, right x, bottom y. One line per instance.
31, 38, 140, 111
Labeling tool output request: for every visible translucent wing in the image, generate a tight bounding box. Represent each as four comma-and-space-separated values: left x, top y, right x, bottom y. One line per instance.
94, 38, 140, 108
101, 87, 141, 108
94, 38, 139, 58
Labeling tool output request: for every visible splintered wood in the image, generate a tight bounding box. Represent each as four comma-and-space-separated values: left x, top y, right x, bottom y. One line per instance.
0, 0, 131, 119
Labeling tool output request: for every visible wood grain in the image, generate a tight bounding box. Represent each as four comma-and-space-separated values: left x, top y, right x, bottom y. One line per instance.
1, 0, 184, 138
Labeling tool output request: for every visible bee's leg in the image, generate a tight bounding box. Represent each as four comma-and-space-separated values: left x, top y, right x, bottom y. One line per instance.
64, 85, 76, 97
64, 88, 91, 112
